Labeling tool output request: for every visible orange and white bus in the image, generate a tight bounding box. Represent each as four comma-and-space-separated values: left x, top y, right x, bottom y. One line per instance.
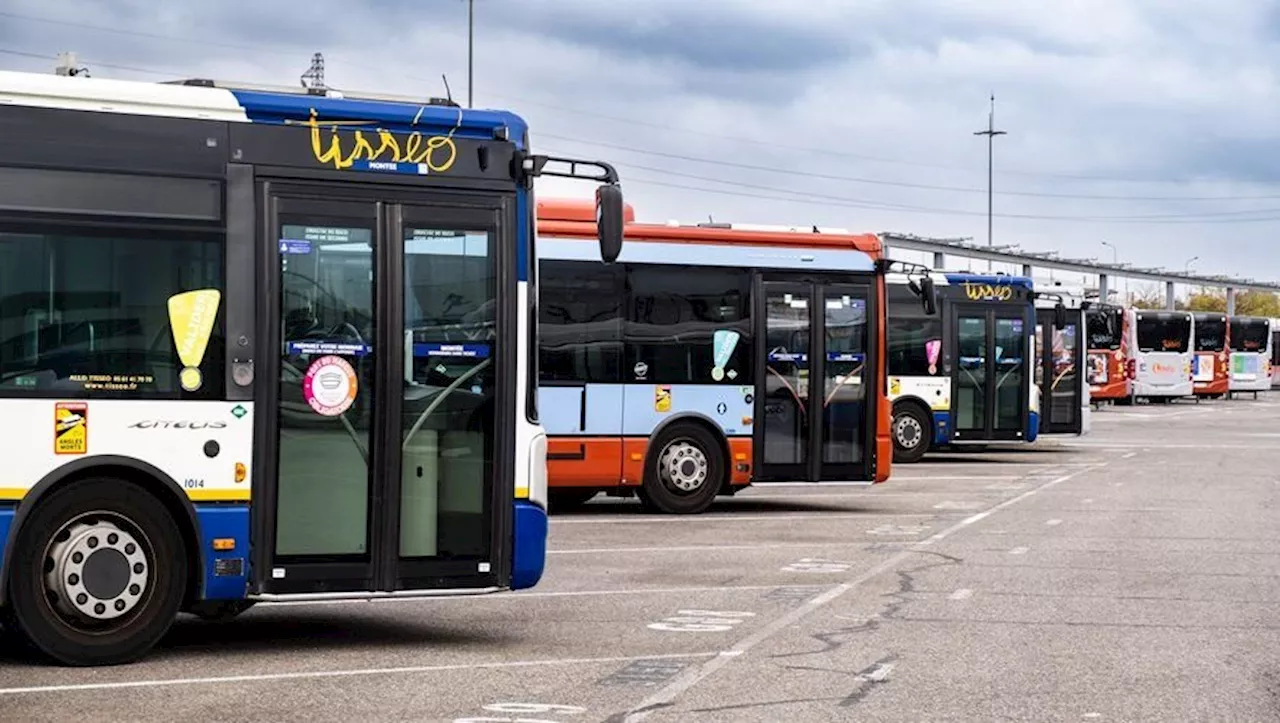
1191, 312, 1230, 399
1085, 303, 1133, 405
534, 199, 893, 514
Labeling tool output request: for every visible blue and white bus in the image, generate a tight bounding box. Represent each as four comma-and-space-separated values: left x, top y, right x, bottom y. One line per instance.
886, 272, 1039, 462
0, 69, 623, 665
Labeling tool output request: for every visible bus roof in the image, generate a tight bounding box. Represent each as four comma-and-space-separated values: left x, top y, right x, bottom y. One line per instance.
536, 198, 883, 258
942, 272, 1034, 290
0, 69, 528, 145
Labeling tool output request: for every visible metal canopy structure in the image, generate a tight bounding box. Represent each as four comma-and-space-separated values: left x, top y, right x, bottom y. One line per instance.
880, 232, 1280, 294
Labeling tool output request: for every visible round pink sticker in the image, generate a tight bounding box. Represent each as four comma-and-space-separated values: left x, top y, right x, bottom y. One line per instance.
303, 355, 357, 417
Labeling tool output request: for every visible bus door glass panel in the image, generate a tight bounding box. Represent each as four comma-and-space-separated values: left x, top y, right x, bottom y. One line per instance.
275, 211, 376, 559
953, 313, 988, 433
820, 287, 869, 470
762, 285, 810, 471
1040, 310, 1079, 429
993, 315, 1025, 432
399, 222, 497, 561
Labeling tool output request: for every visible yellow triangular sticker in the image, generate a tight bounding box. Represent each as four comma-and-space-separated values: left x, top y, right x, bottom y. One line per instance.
168, 289, 221, 391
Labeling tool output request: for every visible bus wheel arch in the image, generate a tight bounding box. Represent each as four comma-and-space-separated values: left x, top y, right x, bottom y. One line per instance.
1, 459, 202, 628
1, 469, 194, 665
891, 399, 933, 464
638, 416, 728, 514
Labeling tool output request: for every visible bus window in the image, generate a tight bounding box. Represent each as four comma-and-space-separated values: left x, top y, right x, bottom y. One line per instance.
624, 266, 751, 385
1230, 318, 1269, 352
0, 228, 224, 397
1136, 314, 1190, 353
887, 285, 942, 377
1086, 307, 1122, 350
1194, 316, 1226, 352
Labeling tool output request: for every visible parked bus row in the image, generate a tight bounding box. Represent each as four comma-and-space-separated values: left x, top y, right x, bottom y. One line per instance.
1084, 305, 1274, 403
533, 200, 1088, 512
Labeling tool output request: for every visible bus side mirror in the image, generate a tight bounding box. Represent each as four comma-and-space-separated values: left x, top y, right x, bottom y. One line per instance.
1054, 303, 1067, 329
596, 184, 624, 263
920, 276, 938, 316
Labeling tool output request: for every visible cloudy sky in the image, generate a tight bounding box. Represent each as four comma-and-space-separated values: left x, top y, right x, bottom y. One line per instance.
3, 0, 1279, 293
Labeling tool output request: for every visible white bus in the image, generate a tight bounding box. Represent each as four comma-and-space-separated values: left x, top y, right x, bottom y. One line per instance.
1129, 309, 1195, 401
1227, 315, 1272, 398
0, 69, 623, 665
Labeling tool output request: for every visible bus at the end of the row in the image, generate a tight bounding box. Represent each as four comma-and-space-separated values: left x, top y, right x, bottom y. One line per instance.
0, 69, 625, 666
1227, 315, 1273, 399
534, 200, 892, 514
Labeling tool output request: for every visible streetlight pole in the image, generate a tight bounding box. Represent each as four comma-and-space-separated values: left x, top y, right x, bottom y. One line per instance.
1102, 240, 1125, 303
467, 0, 474, 108
1184, 255, 1198, 273
974, 94, 1006, 272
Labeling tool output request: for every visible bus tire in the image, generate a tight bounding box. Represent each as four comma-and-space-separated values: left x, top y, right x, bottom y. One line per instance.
637, 424, 723, 515
5, 477, 186, 666
891, 403, 932, 464
547, 489, 598, 513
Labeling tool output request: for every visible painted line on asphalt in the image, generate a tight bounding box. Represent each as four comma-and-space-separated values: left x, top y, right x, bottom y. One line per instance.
618, 461, 1110, 721
0, 652, 724, 697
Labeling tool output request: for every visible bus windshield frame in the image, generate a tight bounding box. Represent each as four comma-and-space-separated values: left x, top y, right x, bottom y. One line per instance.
1086, 306, 1123, 350
1136, 312, 1191, 354
1193, 315, 1227, 353
1230, 318, 1270, 352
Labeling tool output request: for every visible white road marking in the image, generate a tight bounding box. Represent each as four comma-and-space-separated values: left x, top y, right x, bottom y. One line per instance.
552, 512, 943, 526
1046, 519, 1063, 526
0, 652, 724, 697
1083, 499, 1095, 504
1121, 452, 1138, 459
263, 583, 840, 607
933, 501, 985, 510
621, 462, 1110, 721
948, 588, 974, 600
548, 542, 875, 555
1009, 547, 1030, 555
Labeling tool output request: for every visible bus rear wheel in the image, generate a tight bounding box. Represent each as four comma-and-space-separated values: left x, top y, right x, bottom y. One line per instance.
5, 477, 186, 666
892, 404, 932, 464
638, 424, 723, 515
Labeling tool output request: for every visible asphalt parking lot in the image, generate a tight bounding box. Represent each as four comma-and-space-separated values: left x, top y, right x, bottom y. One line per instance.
3, 396, 1280, 722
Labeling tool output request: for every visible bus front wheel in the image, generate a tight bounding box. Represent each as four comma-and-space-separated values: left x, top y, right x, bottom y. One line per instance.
891, 404, 932, 464
638, 424, 724, 514
4, 477, 186, 666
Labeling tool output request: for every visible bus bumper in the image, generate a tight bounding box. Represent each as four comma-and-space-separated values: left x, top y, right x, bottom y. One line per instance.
511, 500, 548, 590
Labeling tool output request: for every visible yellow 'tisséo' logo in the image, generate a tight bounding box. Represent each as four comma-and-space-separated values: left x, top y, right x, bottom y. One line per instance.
962, 281, 1014, 301
305, 109, 458, 173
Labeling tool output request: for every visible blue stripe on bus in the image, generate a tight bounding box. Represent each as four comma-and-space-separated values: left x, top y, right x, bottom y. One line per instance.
622, 384, 754, 436
229, 90, 529, 140
516, 190, 529, 282
931, 411, 952, 445
194, 504, 250, 602
538, 238, 876, 271
511, 500, 547, 590
1027, 411, 1040, 443
538, 384, 755, 437
0, 506, 12, 585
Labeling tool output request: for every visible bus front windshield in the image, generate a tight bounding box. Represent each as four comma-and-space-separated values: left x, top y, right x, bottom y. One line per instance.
1136, 314, 1190, 353
1086, 307, 1122, 350
1230, 319, 1269, 352
1194, 317, 1226, 352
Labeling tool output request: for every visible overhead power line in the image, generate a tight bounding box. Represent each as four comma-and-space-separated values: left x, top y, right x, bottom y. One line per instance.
3, 8, 1279, 190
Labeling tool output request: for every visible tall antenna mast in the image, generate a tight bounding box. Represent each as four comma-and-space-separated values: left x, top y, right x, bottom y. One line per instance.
973, 94, 1007, 272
